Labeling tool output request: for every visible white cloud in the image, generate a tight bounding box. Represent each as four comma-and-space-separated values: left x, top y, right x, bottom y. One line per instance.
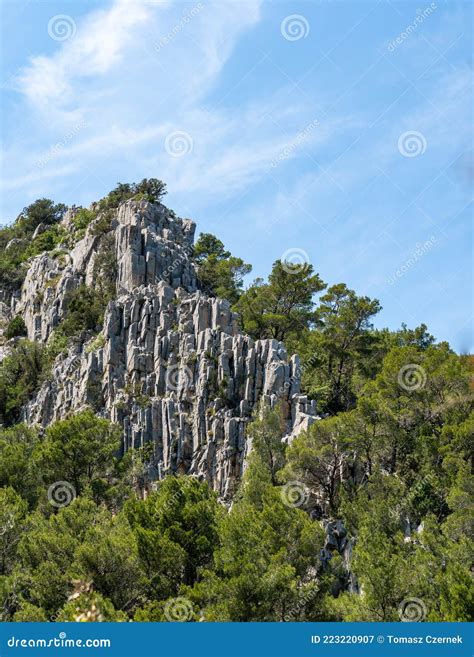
15, 0, 153, 115
3, 0, 350, 208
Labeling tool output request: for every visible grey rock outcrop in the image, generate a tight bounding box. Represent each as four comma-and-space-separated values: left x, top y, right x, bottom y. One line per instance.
12, 199, 318, 496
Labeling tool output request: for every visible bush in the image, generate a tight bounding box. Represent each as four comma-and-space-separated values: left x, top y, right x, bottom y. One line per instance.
72, 208, 96, 231
0, 340, 45, 425
22, 226, 65, 261
0, 199, 66, 295
5, 316, 27, 339
59, 285, 109, 337
98, 178, 167, 211
193, 233, 252, 304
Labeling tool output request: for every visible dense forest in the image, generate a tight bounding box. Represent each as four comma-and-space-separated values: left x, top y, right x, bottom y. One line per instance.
0, 182, 472, 622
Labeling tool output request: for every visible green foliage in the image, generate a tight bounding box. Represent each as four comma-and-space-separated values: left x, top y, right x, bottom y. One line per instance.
379, 322, 436, 351
126, 476, 221, 592
4, 316, 27, 340
0, 487, 28, 575
58, 285, 109, 337
73, 516, 144, 610
235, 260, 325, 343
22, 225, 65, 261
188, 455, 325, 621
0, 340, 45, 426
298, 284, 381, 413
98, 178, 167, 211
13, 602, 48, 621
15, 199, 66, 234
193, 233, 252, 304
36, 410, 122, 498
0, 246, 27, 294
0, 425, 40, 506
71, 208, 96, 231
0, 199, 66, 294
56, 591, 128, 622
246, 404, 286, 486
283, 414, 354, 513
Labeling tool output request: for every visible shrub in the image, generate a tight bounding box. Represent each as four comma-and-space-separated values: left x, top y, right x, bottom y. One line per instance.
0, 199, 66, 295
5, 316, 27, 339
59, 285, 108, 337
72, 208, 96, 231
98, 178, 167, 211
22, 226, 65, 261
0, 340, 45, 425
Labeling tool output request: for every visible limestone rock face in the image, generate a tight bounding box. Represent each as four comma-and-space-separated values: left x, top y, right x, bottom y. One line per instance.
15, 252, 78, 342
115, 201, 197, 294
12, 199, 317, 496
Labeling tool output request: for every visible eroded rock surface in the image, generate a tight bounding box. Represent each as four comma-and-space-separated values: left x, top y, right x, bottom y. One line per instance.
7, 199, 317, 496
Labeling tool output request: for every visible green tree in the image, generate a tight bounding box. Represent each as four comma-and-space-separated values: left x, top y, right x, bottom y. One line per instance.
189, 455, 325, 621
13, 602, 48, 621
73, 516, 145, 612
0, 424, 40, 505
56, 591, 127, 622
283, 415, 353, 514
299, 284, 381, 413
59, 284, 109, 337
100, 179, 167, 210
0, 339, 45, 426
35, 411, 122, 498
359, 343, 471, 478
4, 316, 27, 339
193, 233, 252, 304
246, 404, 286, 486
15, 497, 101, 619
0, 487, 27, 575
235, 260, 325, 343
15, 199, 66, 234
126, 476, 221, 596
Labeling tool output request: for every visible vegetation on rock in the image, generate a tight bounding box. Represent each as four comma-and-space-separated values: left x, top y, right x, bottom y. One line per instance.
0, 184, 472, 623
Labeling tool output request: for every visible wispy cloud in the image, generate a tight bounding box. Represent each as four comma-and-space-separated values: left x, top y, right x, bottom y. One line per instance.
3, 0, 351, 208
15, 0, 153, 117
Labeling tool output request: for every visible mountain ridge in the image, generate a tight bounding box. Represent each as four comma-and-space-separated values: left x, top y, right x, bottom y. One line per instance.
2, 197, 316, 497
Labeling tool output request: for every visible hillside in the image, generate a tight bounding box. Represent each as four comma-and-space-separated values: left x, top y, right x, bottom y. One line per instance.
0, 182, 472, 623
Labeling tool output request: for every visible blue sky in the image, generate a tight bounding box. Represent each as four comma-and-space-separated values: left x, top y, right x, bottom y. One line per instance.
1, 0, 472, 350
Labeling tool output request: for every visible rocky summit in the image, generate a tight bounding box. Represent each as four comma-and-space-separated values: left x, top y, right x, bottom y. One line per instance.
3, 199, 317, 497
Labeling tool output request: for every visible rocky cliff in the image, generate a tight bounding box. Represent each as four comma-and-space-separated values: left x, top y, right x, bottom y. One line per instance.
3, 199, 318, 497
